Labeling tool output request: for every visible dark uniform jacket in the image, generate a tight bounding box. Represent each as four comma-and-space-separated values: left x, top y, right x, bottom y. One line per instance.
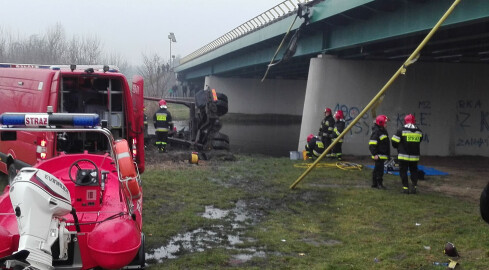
391, 123, 423, 161
369, 124, 390, 160
332, 119, 346, 142
153, 107, 173, 132
319, 115, 335, 138
305, 136, 325, 158
143, 114, 148, 127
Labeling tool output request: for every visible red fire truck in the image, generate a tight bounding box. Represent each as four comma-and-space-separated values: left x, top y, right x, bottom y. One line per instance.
0, 64, 145, 182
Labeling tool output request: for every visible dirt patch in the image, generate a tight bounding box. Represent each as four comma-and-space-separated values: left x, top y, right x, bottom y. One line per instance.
143, 152, 489, 266
146, 147, 489, 207
144, 147, 489, 204
145, 148, 489, 203
144, 144, 236, 165
418, 156, 489, 203
344, 155, 489, 203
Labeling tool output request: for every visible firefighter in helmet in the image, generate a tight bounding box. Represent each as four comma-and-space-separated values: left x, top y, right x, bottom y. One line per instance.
391, 114, 423, 194
330, 110, 346, 160
369, 115, 390, 189
305, 134, 325, 160
319, 107, 335, 156
153, 99, 173, 153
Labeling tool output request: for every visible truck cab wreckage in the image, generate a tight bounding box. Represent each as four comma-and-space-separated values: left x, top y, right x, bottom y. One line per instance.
145, 88, 230, 159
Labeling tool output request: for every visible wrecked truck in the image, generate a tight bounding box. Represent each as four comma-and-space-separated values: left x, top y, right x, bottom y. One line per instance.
145, 88, 230, 155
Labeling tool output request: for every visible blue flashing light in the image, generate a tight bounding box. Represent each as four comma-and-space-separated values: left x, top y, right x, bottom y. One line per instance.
72, 115, 100, 127
0, 114, 26, 125
108, 69, 119, 73
0, 64, 11, 68
0, 113, 100, 127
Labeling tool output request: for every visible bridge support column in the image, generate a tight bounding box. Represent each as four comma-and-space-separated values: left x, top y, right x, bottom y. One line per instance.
299, 55, 489, 157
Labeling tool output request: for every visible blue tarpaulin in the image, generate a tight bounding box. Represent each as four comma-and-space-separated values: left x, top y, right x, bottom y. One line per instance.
365, 165, 449, 176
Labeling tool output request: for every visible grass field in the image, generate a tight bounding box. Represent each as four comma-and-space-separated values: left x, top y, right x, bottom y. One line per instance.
142, 155, 489, 269
0, 154, 487, 269
166, 104, 190, 121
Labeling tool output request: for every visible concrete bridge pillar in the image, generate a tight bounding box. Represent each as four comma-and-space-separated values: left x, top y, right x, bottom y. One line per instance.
299, 55, 489, 157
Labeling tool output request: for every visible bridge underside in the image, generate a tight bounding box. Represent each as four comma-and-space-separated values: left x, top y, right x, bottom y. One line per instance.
177, 0, 489, 83
175, 0, 489, 157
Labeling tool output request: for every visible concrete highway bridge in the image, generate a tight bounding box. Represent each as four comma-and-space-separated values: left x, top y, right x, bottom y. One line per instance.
174, 0, 489, 156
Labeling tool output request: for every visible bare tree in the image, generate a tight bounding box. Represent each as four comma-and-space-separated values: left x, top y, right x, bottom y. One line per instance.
138, 53, 174, 98
27, 34, 47, 63
82, 35, 102, 64
67, 36, 82, 64
65, 34, 102, 64
1, 23, 123, 68
45, 23, 66, 64
0, 27, 7, 61
102, 52, 129, 73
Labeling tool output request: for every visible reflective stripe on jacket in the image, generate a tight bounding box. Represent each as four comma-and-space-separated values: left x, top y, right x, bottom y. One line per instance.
319, 115, 335, 137
392, 123, 423, 161
369, 124, 390, 160
305, 137, 325, 157
332, 119, 345, 143
153, 107, 173, 131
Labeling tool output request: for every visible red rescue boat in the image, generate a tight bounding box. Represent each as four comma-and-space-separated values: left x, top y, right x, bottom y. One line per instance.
0, 112, 145, 270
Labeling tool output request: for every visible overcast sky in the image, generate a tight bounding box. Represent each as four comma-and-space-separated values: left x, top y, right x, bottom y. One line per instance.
0, 0, 282, 65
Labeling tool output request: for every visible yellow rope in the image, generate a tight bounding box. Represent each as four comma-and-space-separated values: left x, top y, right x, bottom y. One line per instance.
293, 162, 363, 170
336, 162, 363, 171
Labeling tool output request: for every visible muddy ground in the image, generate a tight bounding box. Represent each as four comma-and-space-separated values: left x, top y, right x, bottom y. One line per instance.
143, 145, 489, 267
146, 145, 489, 204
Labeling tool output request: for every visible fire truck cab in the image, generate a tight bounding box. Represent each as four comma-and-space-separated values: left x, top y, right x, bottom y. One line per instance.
0, 64, 145, 182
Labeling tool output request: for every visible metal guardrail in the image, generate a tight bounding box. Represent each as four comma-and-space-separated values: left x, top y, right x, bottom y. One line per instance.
179, 0, 313, 65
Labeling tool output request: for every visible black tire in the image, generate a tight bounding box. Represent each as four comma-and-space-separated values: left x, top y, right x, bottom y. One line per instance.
138, 233, 146, 269
8, 163, 17, 185
215, 100, 228, 116
212, 132, 229, 143
481, 182, 489, 224
211, 139, 230, 150
217, 93, 228, 103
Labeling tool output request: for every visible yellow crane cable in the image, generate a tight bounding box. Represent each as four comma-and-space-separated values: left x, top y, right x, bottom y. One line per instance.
290, 0, 462, 189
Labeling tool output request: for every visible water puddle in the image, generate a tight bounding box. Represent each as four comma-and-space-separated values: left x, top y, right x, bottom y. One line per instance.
201, 205, 229, 219
302, 238, 342, 247
229, 251, 266, 265
146, 200, 264, 264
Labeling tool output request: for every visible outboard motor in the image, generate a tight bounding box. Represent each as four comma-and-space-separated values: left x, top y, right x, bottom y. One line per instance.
9, 168, 72, 270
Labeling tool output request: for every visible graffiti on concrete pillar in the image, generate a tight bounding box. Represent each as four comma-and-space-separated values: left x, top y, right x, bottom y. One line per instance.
334, 103, 370, 136
457, 99, 482, 109
455, 99, 488, 131
481, 111, 489, 132
455, 99, 488, 149
457, 112, 471, 128
456, 137, 489, 148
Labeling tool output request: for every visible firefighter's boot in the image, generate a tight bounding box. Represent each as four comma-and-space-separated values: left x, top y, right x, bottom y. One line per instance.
371, 176, 378, 189
377, 179, 386, 190
402, 186, 410, 194
411, 185, 417, 194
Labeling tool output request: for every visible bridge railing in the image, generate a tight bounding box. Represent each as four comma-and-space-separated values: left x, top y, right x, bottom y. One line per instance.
179, 0, 313, 65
